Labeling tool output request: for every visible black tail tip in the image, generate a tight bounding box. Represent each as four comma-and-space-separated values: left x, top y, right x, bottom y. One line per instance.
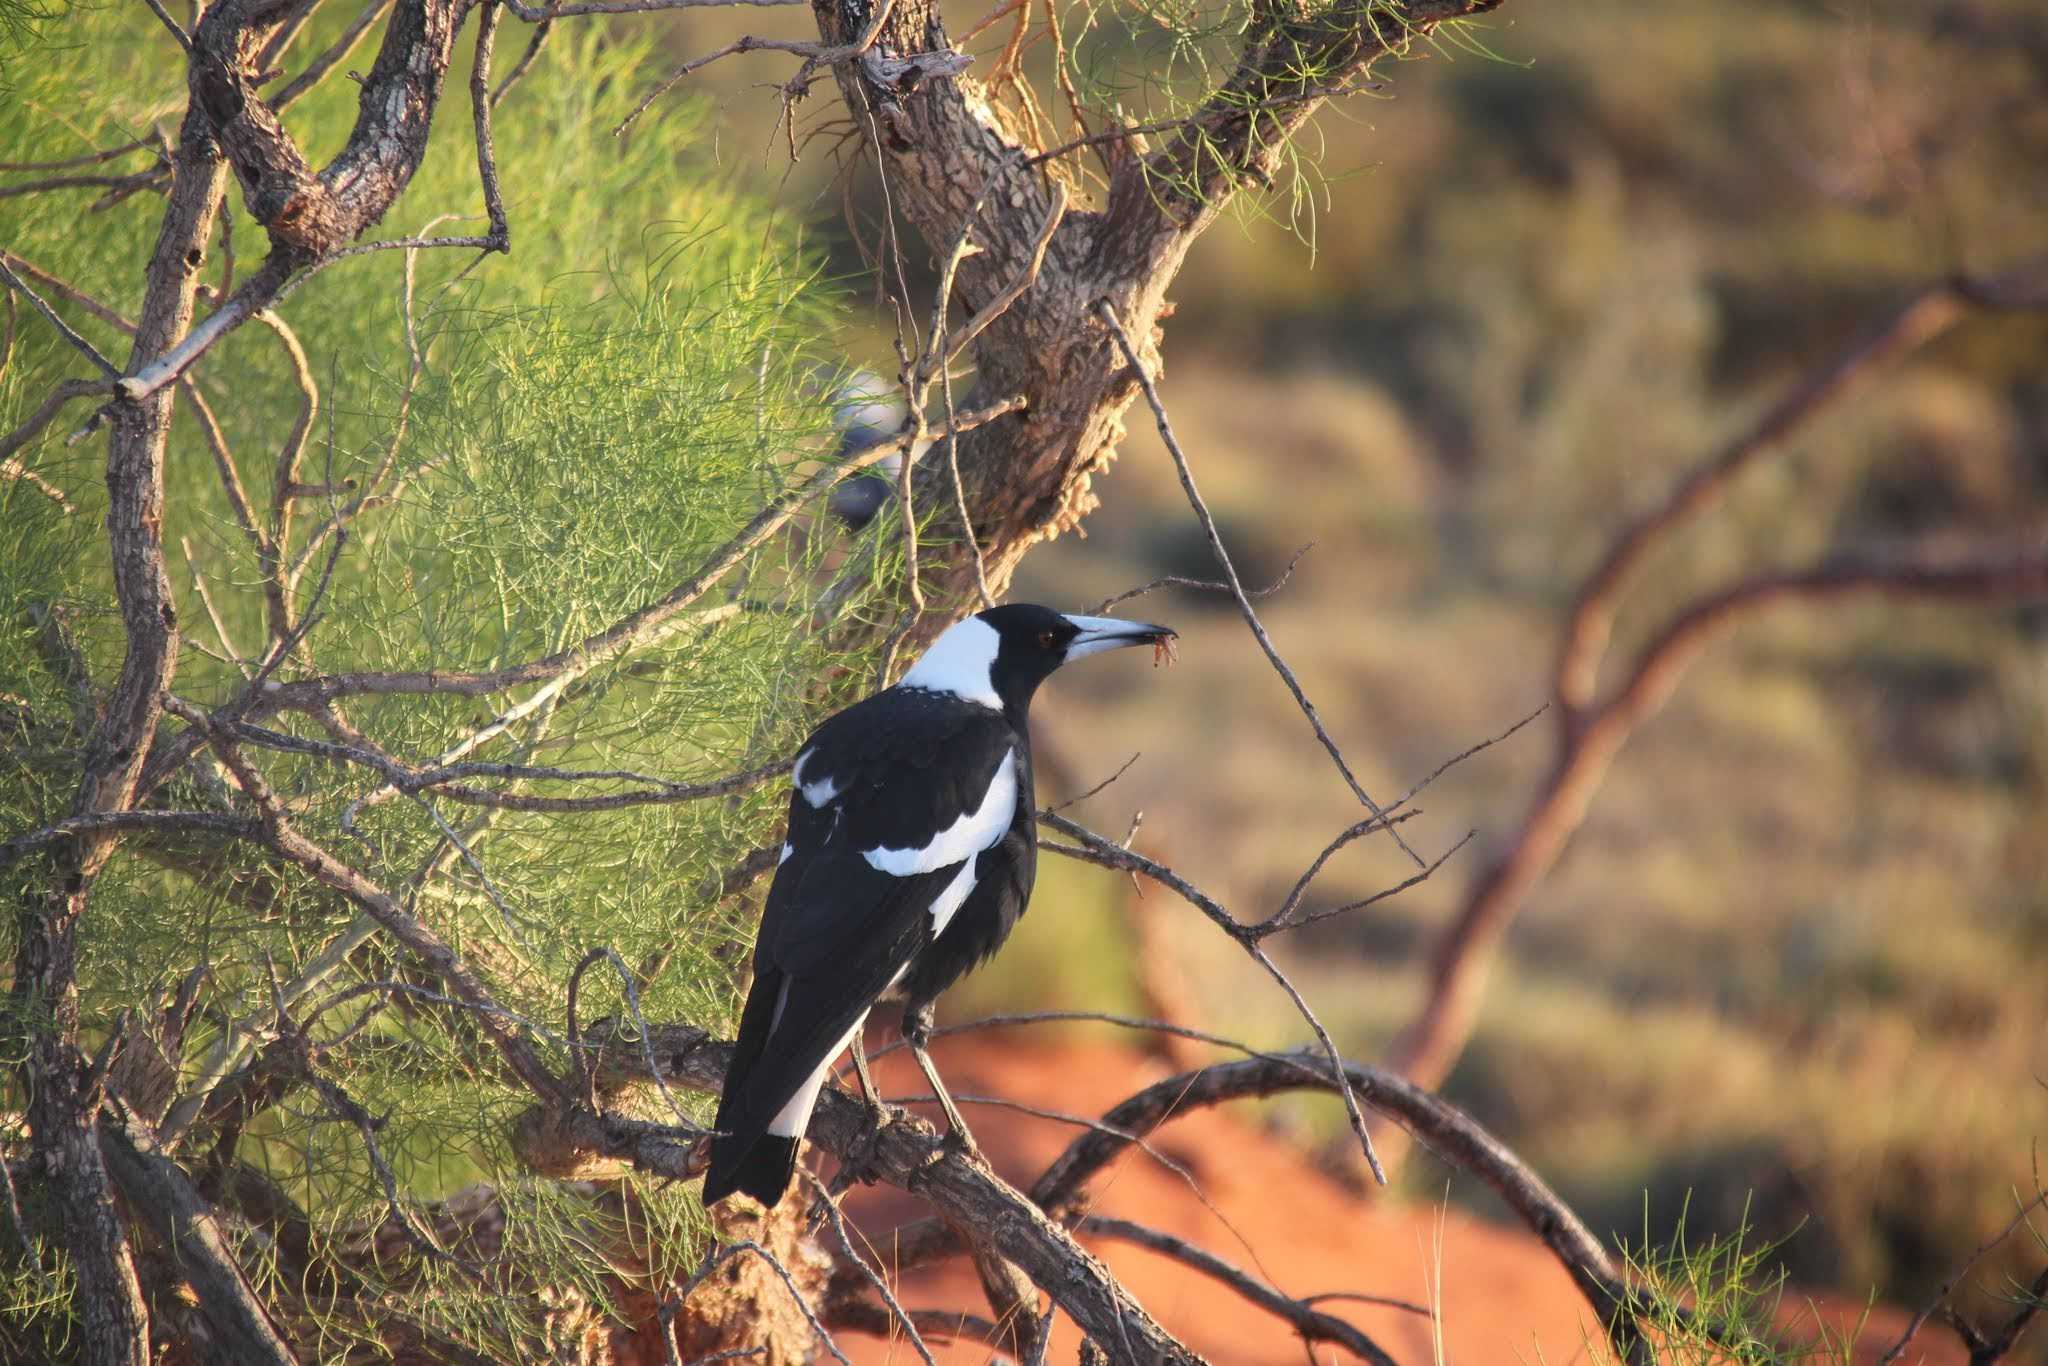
701, 1135, 801, 1208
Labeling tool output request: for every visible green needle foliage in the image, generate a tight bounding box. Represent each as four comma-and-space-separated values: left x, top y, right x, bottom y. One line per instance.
1, 6, 892, 1357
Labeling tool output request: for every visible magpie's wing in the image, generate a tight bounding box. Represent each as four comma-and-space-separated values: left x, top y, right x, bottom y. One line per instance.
713, 693, 1017, 1150
764, 690, 1017, 976
709, 861, 962, 1168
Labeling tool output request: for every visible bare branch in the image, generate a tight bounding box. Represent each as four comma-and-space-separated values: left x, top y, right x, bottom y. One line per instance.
491, 16, 550, 104
1391, 548, 2048, 1093
540, 1029, 1204, 1361
139, 0, 195, 49
802, 1172, 938, 1366
162, 697, 566, 1102
1263, 829, 1475, 936
1555, 286, 1962, 722
0, 453, 74, 510
0, 377, 118, 464
0, 810, 262, 868
0, 137, 155, 174
1028, 1050, 1636, 1354
1879, 1187, 2048, 1365
469, 0, 511, 251
98, 1102, 297, 1365
939, 185, 1067, 367
0, 256, 120, 378
1097, 300, 1424, 872
271, 0, 392, 111
1078, 1215, 1399, 1365
0, 249, 138, 334
504, 0, 804, 18
1090, 544, 1312, 615
1115, 0, 1505, 258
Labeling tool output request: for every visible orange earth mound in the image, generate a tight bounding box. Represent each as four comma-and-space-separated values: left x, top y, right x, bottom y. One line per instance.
831, 1034, 1958, 1365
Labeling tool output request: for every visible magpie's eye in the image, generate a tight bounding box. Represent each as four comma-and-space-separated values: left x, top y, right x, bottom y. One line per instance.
1037, 630, 1059, 650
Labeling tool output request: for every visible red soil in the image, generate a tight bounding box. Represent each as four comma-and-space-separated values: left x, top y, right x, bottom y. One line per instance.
835, 1035, 1960, 1366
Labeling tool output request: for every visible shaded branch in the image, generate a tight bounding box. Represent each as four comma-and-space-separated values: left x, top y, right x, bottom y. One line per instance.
522, 1026, 1204, 1363
98, 1102, 298, 1366
1078, 1215, 1398, 1365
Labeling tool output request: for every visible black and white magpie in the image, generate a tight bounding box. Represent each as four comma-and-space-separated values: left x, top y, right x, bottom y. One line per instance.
702, 604, 1176, 1207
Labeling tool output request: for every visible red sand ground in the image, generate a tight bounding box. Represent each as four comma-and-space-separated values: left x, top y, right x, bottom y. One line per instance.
834, 1035, 1961, 1365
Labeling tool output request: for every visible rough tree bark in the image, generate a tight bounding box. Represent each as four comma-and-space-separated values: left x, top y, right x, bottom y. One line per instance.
8, 104, 227, 1366
808, 0, 1505, 603
6, 4, 463, 1361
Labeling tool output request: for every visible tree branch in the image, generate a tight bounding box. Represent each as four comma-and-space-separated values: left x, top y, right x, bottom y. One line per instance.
98, 1101, 298, 1365
1078, 1215, 1398, 1365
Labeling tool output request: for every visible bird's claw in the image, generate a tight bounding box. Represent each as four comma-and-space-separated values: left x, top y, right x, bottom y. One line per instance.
831, 1098, 902, 1190
940, 1124, 982, 1163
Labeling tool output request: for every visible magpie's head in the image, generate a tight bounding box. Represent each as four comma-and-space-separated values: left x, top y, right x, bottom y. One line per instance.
901, 603, 1176, 714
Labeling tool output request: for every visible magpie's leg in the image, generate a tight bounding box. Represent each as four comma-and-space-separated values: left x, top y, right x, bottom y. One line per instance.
903, 1002, 979, 1156
831, 1022, 895, 1193
846, 1025, 882, 1112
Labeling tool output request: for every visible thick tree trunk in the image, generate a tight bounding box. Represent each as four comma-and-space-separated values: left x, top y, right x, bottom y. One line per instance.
8, 103, 228, 1366
809, 0, 1501, 607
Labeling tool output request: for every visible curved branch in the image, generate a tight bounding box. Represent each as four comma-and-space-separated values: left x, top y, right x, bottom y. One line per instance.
1027, 1051, 1635, 1355
531, 1026, 1205, 1363
1078, 1215, 1399, 1365
1554, 256, 2048, 728
1111, 0, 1504, 271
1388, 549, 2048, 1092
117, 0, 468, 405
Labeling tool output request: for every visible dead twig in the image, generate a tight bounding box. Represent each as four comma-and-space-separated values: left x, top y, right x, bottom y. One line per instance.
1096, 300, 1426, 873
0, 256, 119, 378
1090, 544, 1312, 614
803, 1172, 938, 1366
1879, 1186, 2048, 1365
1078, 1215, 1400, 1365
469, 0, 511, 251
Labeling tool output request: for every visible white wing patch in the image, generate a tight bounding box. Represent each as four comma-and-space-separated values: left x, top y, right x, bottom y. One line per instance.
862, 750, 1016, 877
900, 616, 1003, 710
791, 748, 841, 809
925, 857, 980, 936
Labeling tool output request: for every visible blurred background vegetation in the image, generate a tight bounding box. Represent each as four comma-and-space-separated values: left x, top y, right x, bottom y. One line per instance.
3, 0, 2044, 1354
644, 0, 2048, 1333
993, 0, 2048, 1333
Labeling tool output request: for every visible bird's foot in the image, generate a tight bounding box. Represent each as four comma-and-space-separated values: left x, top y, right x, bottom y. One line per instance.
829, 1096, 902, 1192
938, 1121, 985, 1167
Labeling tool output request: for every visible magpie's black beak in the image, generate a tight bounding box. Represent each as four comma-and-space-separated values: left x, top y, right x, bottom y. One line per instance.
1060, 614, 1177, 660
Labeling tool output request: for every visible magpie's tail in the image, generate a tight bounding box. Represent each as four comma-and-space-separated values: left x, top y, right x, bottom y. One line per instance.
701, 1133, 800, 1207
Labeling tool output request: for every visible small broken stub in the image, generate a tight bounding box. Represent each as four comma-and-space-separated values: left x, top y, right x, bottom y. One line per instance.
1153, 636, 1178, 668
